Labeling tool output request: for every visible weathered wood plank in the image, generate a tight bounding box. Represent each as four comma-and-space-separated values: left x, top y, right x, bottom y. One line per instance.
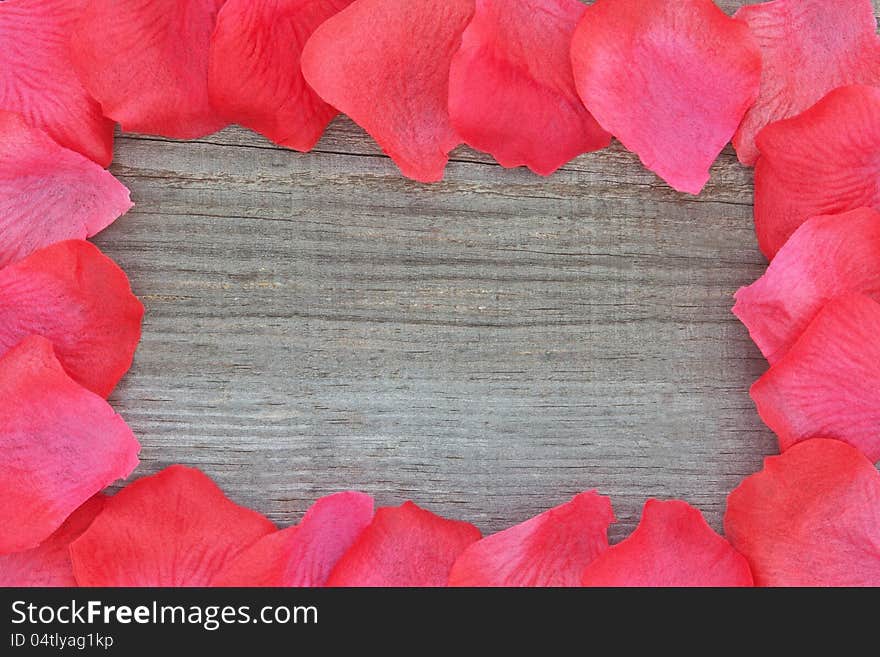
92, 0, 858, 542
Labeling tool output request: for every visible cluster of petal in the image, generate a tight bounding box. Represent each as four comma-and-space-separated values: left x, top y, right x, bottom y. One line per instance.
212, 491, 374, 587
0, 0, 114, 166
570, 0, 761, 194
0, 240, 144, 398
448, 491, 614, 586
753, 85, 880, 259
0, 112, 131, 268
732, 0, 880, 166
581, 499, 753, 587
448, 0, 610, 175
750, 293, 880, 462
734, 208, 880, 364
3, 0, 880, 590
725, 439, 880, 586
71, 0, 227, 138
301, 0, 475, 182
0, 336, 139, 554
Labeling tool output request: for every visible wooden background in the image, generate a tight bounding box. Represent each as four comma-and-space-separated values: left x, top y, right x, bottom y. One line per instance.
92, 0, 857, 542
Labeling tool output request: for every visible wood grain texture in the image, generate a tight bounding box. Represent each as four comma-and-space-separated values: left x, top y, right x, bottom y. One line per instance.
91, 0, 864, 543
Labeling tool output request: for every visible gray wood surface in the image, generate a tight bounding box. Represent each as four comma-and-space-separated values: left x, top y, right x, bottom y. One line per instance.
92, 0, 856, 543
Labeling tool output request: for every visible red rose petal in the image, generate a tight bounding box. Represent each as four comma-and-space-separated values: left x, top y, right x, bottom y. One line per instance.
326, 501, 481, 587
0, 0, 114, 166
70, 466, 276, 586
0, 336, 139, 554
301, 0, 475, 182
0, 112, 132, 268
212, 491, 374, 587
208, 0, 354, 151
754, 85, 880, 259
570, 0, 761, 194
734, 208, 880, 364
448, 0, 611, 175
0, 495, 105, 586
733, 0, 880, 166
750, 293, 880, 462
581, 499, 753, 587
71, 0, 227, 138
448, 491, 614, 587
0, 240, 144, 398
725, 439, 880, 586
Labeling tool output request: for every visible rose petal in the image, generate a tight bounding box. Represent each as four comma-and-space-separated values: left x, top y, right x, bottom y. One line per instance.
70, 466, 276, 586
734, 208, 880, 364
0, 112, 132, 268
570, 0, 761, 194
301, 0, 475, 182
212, 491, 374, 587
750, 293, 880, 462
725, 439, 880, 586
448, 0, 611, 175
754, 85, 880, 259
0, 0, 114, 166
448, 491, 614, 587
71, 0, 227, 138
0, 336, 139, 554
326, 501, 481, 586
581, 499, 753, 587
208, 0, 354, 151
733, 0, 880, 166
0, 495, 105, 586
0, 240, 144, 398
